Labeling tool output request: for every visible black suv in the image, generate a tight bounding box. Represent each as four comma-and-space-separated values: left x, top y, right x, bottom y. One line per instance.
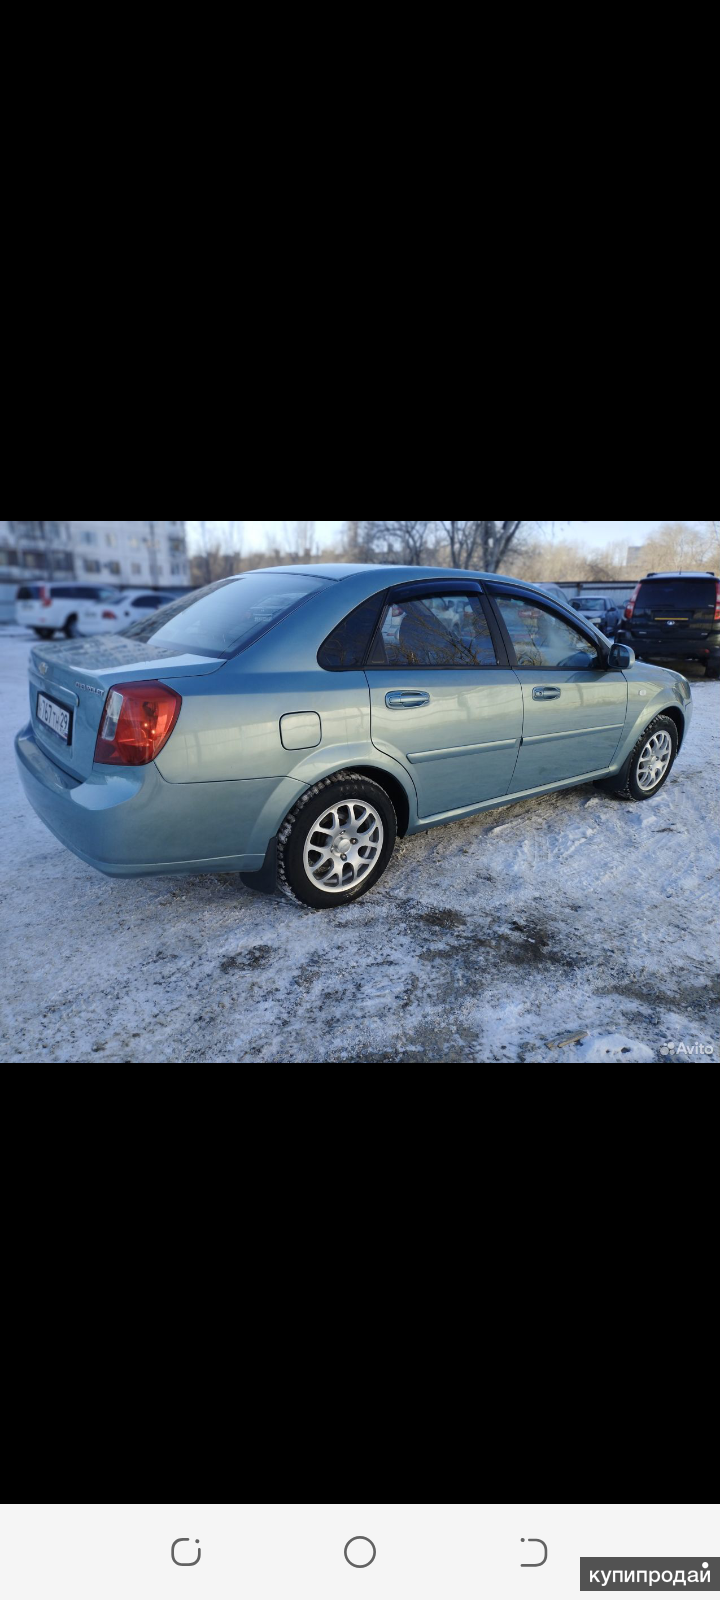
616, 571, 720, 677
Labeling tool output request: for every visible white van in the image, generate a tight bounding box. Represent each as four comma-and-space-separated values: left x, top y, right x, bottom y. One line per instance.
15, 582, 122, 638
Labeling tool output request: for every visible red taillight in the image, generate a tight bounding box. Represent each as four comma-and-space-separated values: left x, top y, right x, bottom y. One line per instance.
714, 581, 720, 623
40, 586, 52, 608
94, 681, 182, 766
625, 583, 641, 621
101, 610, 117, 619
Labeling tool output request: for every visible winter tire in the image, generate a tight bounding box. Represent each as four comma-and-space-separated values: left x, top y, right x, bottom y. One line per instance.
605, 713, 679, 802
277, 772, 397, 909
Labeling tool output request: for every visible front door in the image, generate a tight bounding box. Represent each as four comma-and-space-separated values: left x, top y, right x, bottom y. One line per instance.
488, 590, 628, 790
366, 586, 524, 818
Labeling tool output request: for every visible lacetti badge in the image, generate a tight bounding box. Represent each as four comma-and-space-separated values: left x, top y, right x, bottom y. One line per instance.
580, 1559, 717, 1590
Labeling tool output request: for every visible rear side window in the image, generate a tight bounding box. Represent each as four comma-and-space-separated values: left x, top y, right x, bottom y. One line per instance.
636, 579, 715, 611
318, 593, 387, 669
368, 593, 499, 668
121, 573, 328, 657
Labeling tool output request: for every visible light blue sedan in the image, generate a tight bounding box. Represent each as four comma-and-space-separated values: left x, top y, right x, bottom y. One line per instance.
15, 564, 693, 908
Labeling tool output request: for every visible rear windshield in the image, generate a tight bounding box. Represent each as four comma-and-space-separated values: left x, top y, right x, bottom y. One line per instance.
637, 579, 715, 610
121, 572, 329, 657
575, 598, 605, 610
17, 585, 42, 600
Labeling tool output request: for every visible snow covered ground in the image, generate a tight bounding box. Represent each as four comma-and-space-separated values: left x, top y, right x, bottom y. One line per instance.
1, 631, 718, 1065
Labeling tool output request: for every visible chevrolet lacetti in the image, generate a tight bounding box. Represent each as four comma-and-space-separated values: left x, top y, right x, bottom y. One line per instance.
15, 565, 693, 909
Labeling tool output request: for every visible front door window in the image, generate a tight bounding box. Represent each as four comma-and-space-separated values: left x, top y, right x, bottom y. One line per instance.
493, 594, 601, 670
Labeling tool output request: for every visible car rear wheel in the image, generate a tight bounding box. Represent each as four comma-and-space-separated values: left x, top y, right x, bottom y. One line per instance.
705, 663, 720, 680
64, 615, 81, 639
33, 628, 54, 639
278, 773, 397, 909
603, 714, 678, 802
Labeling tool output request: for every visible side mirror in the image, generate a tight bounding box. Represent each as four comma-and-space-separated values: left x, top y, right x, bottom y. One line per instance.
609, 642, 635, 670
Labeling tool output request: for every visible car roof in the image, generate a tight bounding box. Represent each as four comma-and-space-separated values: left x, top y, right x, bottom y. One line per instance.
642, 570, 716, 579
236, 563, 580, 598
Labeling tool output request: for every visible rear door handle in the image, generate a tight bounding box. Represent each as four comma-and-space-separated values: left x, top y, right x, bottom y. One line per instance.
532, 686, 561, 700
385, 690, 430, 708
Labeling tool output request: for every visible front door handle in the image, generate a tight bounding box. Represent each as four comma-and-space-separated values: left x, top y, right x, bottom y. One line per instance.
532, 686, 561, 700
385, 691, 430, 709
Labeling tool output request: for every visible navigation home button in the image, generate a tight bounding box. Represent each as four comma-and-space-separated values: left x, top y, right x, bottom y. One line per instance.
345, 1538, 377, 1568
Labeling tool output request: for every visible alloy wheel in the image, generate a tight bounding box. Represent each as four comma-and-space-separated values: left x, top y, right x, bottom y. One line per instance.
303, 799, 384, 894
637, 730, 673, 792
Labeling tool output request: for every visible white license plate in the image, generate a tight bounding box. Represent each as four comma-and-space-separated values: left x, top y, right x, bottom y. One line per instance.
37, 693, 71, 743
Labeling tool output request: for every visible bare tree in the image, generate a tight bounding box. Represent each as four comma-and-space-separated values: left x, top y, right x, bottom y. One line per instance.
435, 521, 528, 571
437, 521, 481, 568
191, 520, 245, 586
348, 519, 527, 571
226, 520, 244, 565
642, 521, 718, 574
266, 520, 321, 566
472, 521, 525, 571
353, 521, 434, 565
343, 521, 384, 562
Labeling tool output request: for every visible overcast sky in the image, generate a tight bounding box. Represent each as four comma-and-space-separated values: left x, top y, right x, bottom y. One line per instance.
187, 519, 705, 553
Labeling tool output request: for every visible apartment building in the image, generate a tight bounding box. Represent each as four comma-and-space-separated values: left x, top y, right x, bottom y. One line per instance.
66, 521, 189, 588
0, 520, 189, 619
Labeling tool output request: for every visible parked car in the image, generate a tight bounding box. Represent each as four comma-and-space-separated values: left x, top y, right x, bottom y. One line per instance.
15, 582, 122, 639
571, 595, 623, 637
15, 565, 693, 909
109, 590, 181, 632
616, 571, 720, 677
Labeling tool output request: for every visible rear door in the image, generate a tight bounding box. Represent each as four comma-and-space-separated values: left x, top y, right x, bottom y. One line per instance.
365, 582, 524, 819
487, 588, 628, 789
630, 577, 717, 655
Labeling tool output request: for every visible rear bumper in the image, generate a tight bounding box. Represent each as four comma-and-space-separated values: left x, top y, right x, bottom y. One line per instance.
14, 722, 296, 878
618, 628, 720, 662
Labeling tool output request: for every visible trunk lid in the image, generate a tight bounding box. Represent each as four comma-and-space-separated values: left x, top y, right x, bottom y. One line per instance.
631, 577, 716, 647
28, 635, 226, 779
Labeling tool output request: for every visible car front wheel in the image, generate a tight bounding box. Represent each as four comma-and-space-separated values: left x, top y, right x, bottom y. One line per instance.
605, 714, 679, 802
277, 772, 397, 908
